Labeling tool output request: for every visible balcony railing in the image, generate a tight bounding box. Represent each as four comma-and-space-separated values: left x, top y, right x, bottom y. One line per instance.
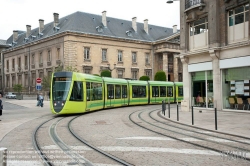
185, 0, 205, 10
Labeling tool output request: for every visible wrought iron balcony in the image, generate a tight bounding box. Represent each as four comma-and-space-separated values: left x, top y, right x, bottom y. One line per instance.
185, 0, 205, 11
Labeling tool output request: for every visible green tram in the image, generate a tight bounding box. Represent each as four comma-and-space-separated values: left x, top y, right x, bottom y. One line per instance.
51, 72, 183, 114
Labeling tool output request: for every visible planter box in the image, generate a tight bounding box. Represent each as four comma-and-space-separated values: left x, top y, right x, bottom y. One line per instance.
16, 94, 23, 100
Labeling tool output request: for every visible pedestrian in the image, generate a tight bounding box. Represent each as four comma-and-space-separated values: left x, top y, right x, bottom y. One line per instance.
39, 93, 44, 107
0, 94, 3, 121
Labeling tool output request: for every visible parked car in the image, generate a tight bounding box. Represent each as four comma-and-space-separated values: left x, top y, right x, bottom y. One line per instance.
6, 92, 17, 99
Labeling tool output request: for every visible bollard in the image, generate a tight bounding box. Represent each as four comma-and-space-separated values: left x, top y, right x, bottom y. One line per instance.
168, 97, 170, 118
177, 100, 179, 121
215, 107, 217, 130
162, 100, 166, 116
192, 106, 194, 125
0, 148, 7, 166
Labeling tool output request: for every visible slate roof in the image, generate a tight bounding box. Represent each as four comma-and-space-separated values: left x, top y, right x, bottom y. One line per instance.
6, 11, 176, 47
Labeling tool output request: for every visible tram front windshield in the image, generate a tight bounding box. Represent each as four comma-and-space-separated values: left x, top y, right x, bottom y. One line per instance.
52, 77, 72, 101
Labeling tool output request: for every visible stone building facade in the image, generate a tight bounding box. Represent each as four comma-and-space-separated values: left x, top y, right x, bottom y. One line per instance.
2, 11, 182, 94
180, 0, 250, 111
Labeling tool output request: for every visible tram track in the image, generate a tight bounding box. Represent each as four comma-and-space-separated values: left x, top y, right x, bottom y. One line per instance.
33, 113, 134, 166
129, 108, 250, 162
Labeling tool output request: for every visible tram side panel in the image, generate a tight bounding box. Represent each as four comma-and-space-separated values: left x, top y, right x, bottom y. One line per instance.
128, 80, 149, 105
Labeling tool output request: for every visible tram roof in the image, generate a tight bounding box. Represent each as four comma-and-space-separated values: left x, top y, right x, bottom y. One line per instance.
148, 81, 174, 86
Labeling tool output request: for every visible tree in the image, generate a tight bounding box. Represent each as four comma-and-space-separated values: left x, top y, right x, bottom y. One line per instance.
13, 84, 23, 95
54, 62, 79, 72
154, 71, 166, 81
139, 76, 150, 81
101, 70, 111, 77
42, 75, 52, 91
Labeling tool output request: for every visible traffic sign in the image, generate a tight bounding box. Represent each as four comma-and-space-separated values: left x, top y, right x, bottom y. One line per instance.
36, 85, 42, 90
36, 78, 42, 84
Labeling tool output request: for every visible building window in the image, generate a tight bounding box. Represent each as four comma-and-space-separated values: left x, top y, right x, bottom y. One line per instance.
118, 50, 123, 62
132, 52, 137, 63
39, 52, 43, 64
145, 53, 150, 64
132, 71, 137, 79
32, 73, 36, 86
12, 76, 15, 87
32, 54, 35, 64
57, 48, 60, 60
168, 64, 173, 73
189, 17, 208, 49
6, 60, 9, 72
25, 74, 28, 86
84, 69, 91, 74
18, 75, 21, 84
190, 17, 208, 36
12, 59, 15, 71
102, 49, 107, 61
145, 71, 150, 76
18, 57, 21, 69
47, 50, 51, 62
118, 70, 123, 78
84, 47, 90, 60
6, 76, 9, 87
25, 56, 28, 67
228, 4, 249, 43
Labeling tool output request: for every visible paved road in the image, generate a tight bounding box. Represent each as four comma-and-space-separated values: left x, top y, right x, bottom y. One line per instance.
0, 100, 249, 165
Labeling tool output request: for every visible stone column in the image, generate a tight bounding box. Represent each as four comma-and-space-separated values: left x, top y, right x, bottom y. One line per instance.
209, 50, 221, 110
163, 53, 168, 80
180, 55, 190, 111
174, 54, 179, 82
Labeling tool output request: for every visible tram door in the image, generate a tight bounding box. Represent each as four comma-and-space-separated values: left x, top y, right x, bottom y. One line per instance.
122, 85, 128, 106
151, 86, 159, 103
107, 84, 115, 107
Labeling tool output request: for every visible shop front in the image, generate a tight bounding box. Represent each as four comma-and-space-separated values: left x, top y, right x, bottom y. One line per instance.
220, 56, 250, 111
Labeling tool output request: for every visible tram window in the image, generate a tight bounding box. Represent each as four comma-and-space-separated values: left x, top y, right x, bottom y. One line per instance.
92, 83, 102, 100
167, 86, 173, 97
122, 85, 127, 98
152, 86, 159, 97
160, 86, 166, 97
107, 84, 114, 99
115, 85, 121, 99
132, 86, 146, 98
86, 82, 91, 101
52, 78, 71, 101
178, 86, 183, 97
70, 81, 83, 101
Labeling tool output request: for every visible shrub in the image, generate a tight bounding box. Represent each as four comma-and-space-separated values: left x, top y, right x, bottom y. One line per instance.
154, 71, 166, 81
101, 70, 111, 77
139, 76, 150, 81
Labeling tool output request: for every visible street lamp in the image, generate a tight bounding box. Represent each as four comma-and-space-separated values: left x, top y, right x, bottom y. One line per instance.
107, 63, 116, 71
166, 0, 179, 4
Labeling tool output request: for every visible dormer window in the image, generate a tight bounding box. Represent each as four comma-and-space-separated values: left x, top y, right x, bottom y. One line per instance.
12, 42, 17, 47
53, 26, 60, 32
31, 35, 36, 40
23, 38, 29, 43
126, 30, 132, 37
38, 33, 43, 38
96, 26, 103, 33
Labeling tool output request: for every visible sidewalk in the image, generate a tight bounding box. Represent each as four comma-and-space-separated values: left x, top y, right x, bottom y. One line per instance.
165, 106, 250, 138
0, 100, 51, 142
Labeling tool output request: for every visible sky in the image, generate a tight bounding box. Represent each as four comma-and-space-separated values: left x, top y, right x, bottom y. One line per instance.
0, 0, 180, 40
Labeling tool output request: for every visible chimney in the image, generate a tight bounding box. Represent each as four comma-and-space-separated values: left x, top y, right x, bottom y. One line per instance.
39, 19, 44, 33
144, 19, 148, 34
53, 13, 59, 27
173, 25, 177, 33
132, 17, 137, 32
102, 11, 107, 27
13, 30, 18, 42
26, 25, 31, 38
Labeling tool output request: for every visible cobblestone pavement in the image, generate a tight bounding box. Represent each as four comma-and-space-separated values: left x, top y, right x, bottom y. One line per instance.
0, 100, 249, 165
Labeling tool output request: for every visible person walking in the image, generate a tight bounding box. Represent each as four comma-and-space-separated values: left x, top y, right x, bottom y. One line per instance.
0, 94, 3, 121
39, 93, 44, 107
36, 93, 40, 106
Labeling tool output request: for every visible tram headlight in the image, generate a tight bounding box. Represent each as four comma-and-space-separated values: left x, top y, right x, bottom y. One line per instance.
61, 102, 64, 106
54, 102, 57, 106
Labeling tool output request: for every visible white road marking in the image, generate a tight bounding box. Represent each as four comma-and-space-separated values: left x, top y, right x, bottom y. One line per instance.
99, 146, 220, 155
118, 137, 248, 143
